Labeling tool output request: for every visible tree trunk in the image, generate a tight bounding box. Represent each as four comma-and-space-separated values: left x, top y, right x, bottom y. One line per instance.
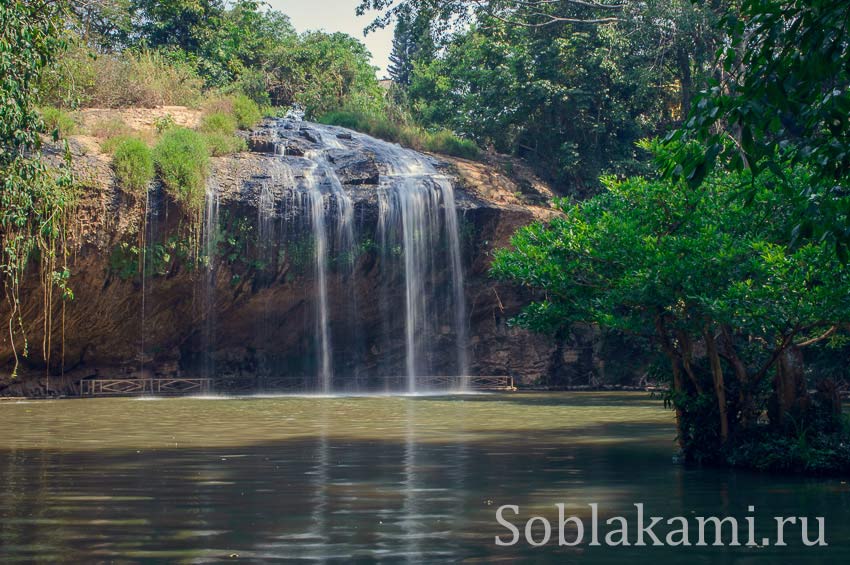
772, 345, 809, 427
677, 46, 693, 122
668, 352, 685, 449
677, 329, 704, 394
655, 315, 684, 448
704, 327, 729, 443
719, 325, 754, 427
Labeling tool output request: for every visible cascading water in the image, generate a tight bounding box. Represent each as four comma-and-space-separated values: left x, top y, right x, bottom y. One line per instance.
201, 177, 220, 379
203, 117, 469, 392
366, 136, 470, 391
301, 164, 334, 393
438, 178, 470, 382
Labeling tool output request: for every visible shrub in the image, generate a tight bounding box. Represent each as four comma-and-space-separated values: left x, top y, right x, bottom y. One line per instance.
154, 114, 176, 134
38, 40, 99, 108
39, 106, 76, 138
199, 111, 246, 155
201, 132, 247, 156
101, 134, 135, 155
112, 138, 154, 196
424, 130, 480, 159
231, 94, 262, 128
88, 117, 155, 153
41, 45, 203, 109
318, 109, 480, 159
202, 94, 262, 130
152, 128, 209, 210
200, 112, 238, 136
727, 428, 850, 475
319, 110, 364, 131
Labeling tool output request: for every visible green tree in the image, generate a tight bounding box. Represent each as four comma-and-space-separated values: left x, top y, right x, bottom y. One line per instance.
129, 0, 295, 87
363, 0, 725, 191
669, 0, 850, 256
263, 31, 383, 116
1, 0, 74, 376
491, 151, 849, 465
60, 1, 382, 113
68, 0, 133, 49
131, 0, 225, 54
388, 4, 435, 86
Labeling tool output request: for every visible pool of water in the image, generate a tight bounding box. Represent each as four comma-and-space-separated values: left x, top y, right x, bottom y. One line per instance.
0, 392, 847, 562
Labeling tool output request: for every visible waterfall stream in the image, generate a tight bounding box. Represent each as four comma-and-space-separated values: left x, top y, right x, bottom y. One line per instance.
368, 135, 469, 391
201, 119, 469, 392
301, 164, 334, 393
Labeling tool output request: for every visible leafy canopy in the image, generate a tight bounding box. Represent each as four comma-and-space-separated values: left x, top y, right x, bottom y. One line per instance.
668, 0, 850, 256
491, 153, 850, 364
1, 0, 74, 375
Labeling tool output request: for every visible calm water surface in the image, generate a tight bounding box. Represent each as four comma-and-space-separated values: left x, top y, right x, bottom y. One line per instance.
0, 392, 847, 563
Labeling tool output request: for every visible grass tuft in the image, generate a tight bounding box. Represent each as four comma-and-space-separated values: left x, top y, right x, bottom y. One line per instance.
152, 128, 209, 210
112, 137, 154, 196
39, 106, 76, 139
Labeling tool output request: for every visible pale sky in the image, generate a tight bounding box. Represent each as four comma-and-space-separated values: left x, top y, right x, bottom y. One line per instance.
267, 0, 395, 77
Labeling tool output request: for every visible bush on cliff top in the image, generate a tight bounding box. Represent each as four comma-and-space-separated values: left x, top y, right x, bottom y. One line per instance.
199, 111, 247, 156
202, 94, 262, 130
112, 138, 155, 196
39, 106, 76, 139
40, 45, 203, 109
152, 128, 209, 210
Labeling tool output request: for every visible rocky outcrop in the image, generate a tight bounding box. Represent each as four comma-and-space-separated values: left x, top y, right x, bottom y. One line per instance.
0, 118, 634, 396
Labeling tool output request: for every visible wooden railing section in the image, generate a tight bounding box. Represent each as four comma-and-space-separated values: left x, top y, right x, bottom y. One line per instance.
78, 375, 514, 396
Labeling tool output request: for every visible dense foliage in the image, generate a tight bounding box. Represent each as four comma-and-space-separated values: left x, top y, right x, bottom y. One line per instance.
491, 150, 850, 472
46, 0, 387, 119
1, 0, 74, 376
362, 0, 725, 191
669, 0, 850, 257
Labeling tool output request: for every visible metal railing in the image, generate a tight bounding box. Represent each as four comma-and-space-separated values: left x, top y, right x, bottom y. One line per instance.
79, 375, 514, 396
80, 378, 212, 397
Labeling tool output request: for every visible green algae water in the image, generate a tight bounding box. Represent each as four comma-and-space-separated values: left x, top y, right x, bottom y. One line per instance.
0, 392, 847, 562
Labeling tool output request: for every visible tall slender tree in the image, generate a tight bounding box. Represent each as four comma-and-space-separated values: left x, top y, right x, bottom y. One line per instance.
388, 4, 436, 86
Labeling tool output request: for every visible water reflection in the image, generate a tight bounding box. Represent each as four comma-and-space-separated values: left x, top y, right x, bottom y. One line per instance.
0, 393, 847, 562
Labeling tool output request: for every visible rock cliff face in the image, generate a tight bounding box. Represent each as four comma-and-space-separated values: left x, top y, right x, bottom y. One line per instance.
0, 117, 628, 396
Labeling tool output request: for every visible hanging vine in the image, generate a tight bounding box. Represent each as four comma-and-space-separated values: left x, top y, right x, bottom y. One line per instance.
1, 0, 74, 379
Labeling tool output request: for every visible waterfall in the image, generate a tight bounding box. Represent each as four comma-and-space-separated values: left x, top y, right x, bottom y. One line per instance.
235, 119, 468, 392
438, 178, 470, 383
369, 137, 469, 390
301, 164, 334, 393
202, 178, 220, 379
